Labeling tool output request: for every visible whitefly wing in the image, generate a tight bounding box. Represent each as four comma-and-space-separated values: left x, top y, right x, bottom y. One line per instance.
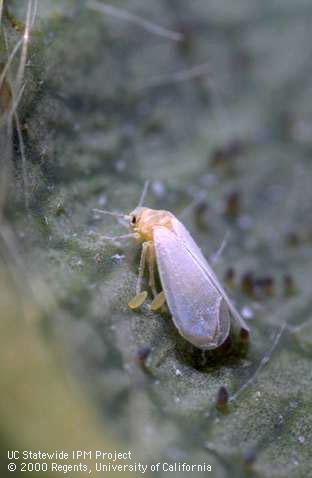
153, 226, 230, 349
171, 217, 249, 331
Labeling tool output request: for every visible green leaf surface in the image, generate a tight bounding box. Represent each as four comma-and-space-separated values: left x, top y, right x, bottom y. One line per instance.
2, 1, 312, 477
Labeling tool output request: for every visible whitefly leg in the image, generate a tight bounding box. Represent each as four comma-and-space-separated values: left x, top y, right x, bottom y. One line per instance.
136, 241, 149, 294
101, 232, 139, 242
149, 291, 166, 312
147, 243, 167, 312
147, 242, 158, 298
128, 242, 149, 310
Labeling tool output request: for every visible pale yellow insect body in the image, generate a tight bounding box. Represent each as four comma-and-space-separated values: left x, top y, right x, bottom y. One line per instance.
126, 206, 249, 350
95, 196, 250, 350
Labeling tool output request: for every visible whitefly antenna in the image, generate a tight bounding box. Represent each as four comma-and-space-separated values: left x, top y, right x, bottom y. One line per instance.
137, 180, 150, 208
92, 208, 130, 225
93, 209, 126, 218
93, 179, 150, 222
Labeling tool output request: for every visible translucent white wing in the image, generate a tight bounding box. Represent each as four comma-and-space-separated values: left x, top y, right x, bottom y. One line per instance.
171, 217, 250, 331
153, 227, 230, 350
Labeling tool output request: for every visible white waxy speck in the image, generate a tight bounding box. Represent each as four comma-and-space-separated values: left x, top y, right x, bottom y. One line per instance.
298, 436, 305, 444
175, 368, 182, 377
87, 230, 97, 238
111, 254, 125, 264
277, 414, 284, 425
241, 306, 254, 319
97, 194, 107, 206
241, 360, 252, 367
152, 180, 166, 198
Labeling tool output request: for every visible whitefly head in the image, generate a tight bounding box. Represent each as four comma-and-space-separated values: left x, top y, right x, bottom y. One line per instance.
128, 207, 174, 242
128, 207, 146, 231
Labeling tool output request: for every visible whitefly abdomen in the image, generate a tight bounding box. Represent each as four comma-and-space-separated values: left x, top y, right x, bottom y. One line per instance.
153, 226, 231, 350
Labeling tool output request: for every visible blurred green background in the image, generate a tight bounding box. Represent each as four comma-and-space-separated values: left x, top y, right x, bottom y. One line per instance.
1, 1, 312, 477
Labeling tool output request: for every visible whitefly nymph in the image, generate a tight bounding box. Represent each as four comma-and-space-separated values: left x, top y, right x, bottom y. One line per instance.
94, 184, 250, 350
